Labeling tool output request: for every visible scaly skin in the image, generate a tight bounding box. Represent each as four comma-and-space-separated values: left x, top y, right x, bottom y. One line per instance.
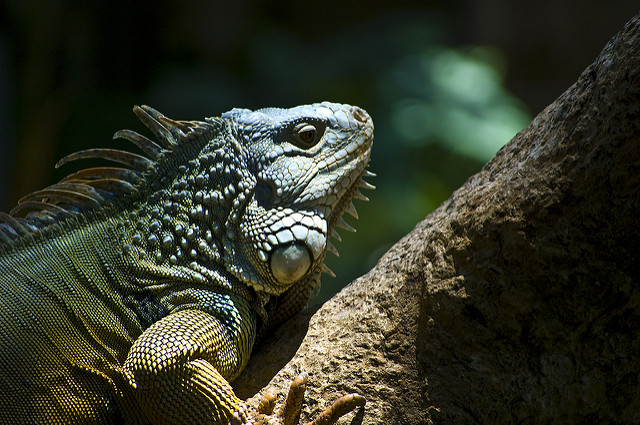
0, 102, 374, 424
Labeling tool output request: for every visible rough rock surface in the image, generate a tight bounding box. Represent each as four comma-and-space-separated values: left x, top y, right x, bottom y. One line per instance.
234, 14, 640, 424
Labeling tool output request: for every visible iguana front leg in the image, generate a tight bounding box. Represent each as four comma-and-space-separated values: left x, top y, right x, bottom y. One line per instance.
124, 308, 249, 424
124, 309, 364, 424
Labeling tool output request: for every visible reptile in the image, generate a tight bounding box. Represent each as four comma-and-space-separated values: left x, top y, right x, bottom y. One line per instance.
0, 102, 374, 424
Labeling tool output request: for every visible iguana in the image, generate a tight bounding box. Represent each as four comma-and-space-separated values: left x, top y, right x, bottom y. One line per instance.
0, 102, 374, 424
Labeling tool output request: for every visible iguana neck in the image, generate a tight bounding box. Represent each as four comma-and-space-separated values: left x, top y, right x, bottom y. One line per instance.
114, 127, 251, 291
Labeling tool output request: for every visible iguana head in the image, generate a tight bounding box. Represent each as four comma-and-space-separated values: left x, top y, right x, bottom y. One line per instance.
219, 102, 374, 294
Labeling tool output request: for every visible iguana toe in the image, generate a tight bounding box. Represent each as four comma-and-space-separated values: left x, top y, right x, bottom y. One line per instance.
239, 373, 365, 425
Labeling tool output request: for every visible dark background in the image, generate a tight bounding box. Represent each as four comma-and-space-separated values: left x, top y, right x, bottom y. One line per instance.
0, 1, 637, 300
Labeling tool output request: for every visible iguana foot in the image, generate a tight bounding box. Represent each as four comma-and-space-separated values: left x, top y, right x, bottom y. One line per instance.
229, 373, 365, 425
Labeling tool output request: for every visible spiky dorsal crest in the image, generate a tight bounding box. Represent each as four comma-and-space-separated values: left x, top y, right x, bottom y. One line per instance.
0, 106, 216, 246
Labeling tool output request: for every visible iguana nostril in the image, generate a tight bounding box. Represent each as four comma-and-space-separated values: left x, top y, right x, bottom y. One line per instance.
352, 107, 371, 125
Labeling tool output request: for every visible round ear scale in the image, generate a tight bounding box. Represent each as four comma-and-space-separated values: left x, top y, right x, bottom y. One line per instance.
270, 243, 312, 284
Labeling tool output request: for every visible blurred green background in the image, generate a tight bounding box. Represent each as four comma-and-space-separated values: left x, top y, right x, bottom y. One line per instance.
0, 2, 637, 301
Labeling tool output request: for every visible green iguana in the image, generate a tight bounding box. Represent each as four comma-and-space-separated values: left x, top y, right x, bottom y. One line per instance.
0, 102, 374, 424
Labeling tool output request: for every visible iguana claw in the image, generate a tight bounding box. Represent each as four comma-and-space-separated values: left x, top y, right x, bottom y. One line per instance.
257, 387, 278, 416
307, 392, 366, 425
231, 373, 365, 425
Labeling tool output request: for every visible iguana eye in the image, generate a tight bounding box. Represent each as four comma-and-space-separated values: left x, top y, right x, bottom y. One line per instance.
292, 123, 323, 149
